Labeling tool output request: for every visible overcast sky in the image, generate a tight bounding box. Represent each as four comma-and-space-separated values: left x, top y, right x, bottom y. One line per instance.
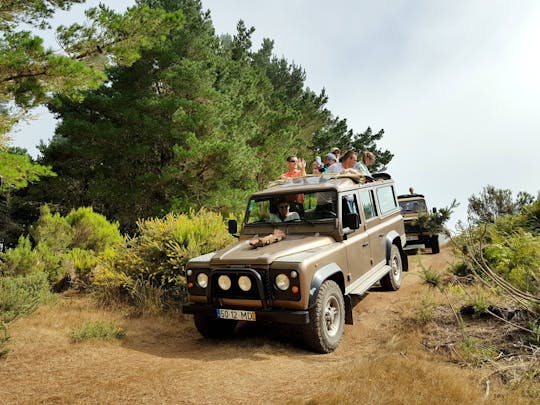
11, 0, 540, 231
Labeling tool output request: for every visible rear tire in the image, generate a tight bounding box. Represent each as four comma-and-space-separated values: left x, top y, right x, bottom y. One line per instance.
303, 280, 345, 353
194, 314, 238, 338
431, 235, 440, 254
380, 244, 403, 291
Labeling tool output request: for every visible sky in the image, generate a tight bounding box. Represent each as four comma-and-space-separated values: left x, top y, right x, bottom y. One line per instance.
10, 0, 540, 232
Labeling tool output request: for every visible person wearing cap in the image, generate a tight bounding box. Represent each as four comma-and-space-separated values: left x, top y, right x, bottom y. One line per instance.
327, 150, 359, 174
312, 153, 337, 174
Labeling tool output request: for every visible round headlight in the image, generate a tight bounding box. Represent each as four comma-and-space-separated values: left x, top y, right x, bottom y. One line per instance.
275, 273, 290, 291
218, 275, 232, 290
238, 276, 252, 292
186, 269, 193, 276
196, 273, 208, 288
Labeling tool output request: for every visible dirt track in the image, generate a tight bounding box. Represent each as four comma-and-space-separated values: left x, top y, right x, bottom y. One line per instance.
2, 248, 476, 404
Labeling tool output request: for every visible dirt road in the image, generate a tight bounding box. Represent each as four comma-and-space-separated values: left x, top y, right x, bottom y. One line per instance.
2, 248, 492, 404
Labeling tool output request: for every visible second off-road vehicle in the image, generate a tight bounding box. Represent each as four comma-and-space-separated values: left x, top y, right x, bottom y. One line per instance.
183, 173, 408, 353
397, 193, 440, 254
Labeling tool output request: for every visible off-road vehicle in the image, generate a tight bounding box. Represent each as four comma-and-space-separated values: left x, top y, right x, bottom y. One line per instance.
183, 173, 408, 353
397, 193, 440, 254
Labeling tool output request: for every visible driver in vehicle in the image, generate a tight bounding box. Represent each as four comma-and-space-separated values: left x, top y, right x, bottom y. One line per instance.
269, 199, 300, 222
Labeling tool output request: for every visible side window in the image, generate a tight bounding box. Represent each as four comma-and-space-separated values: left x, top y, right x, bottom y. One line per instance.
341, 194, 359, 217
359, 190, 376, 220
376, 186, 398, 215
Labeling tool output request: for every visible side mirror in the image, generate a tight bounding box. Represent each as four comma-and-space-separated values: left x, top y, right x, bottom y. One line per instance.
228, 219, 239, 238
432, 207, 437, 214
343, 213, 360, 230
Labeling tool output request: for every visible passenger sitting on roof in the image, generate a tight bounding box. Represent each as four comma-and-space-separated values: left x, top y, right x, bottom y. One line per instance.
268, 199, 301, 222
327, 150, 360, 175
355, 151, 375, 176
279, 155, 306, 179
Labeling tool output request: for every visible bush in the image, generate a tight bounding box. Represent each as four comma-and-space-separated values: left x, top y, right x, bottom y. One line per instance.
65, 207, 124, 252
0, 272, 54, 357
0, 272, 53, 324
0, 235, 43, 276
93, 209, 235, 310
70, 320, 125, 342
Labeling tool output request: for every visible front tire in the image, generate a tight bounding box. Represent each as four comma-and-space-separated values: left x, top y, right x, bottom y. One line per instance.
303, 280, 345, 353
380, 244, 403, 291
194, 314, 238, 338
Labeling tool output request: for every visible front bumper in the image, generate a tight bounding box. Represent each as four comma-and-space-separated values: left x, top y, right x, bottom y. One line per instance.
182, 303, 310, 325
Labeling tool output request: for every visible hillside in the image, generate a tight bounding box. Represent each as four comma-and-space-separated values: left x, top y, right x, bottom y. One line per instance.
0, 247, 535, 404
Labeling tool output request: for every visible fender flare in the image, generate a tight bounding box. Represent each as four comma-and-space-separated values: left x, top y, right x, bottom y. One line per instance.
385, 230, 408, 271
308, 262, 343, 308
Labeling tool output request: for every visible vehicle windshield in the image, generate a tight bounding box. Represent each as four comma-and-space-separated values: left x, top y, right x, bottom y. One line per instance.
399, 199, 427, 213
245, 191, 337, 224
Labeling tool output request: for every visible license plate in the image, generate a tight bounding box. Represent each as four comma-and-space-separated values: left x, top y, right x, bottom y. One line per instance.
406, 235, 417, 241
216, 308, 256, 321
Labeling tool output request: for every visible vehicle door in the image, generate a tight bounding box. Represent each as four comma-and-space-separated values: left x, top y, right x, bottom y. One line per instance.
359, 189, 383, 268
372, 185, 401, 266
341, 192, 372, 281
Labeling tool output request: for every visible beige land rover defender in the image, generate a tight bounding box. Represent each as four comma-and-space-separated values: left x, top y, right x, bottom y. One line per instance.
183, 173, 408, 353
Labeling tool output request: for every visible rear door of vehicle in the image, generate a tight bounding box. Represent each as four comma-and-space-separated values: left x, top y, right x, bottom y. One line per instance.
341, 192, 372, 281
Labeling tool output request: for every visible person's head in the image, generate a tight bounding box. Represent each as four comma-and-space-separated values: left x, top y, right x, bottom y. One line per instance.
409, 186, 415, 194
331, 147, 341, 158
362, 151, 375, 167
341, 150, 358, 169
324, 153, 337, 166
277, 199, 291, 219
286, 156, 298, 169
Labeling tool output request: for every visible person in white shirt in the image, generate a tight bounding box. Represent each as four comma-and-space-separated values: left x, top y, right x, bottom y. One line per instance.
327, 150, 359, 174
268, 200, 301, 222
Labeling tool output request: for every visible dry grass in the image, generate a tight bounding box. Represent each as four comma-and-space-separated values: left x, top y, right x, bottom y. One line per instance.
0, 247, 538, 404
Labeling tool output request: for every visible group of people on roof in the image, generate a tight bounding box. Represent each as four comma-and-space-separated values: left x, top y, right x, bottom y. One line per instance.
279, 147, 375, 180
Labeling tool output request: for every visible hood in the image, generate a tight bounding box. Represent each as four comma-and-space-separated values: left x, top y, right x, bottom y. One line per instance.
209, 233, 336, 266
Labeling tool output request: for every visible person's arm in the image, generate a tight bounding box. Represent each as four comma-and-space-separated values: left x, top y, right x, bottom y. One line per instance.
297, 158, 307, 176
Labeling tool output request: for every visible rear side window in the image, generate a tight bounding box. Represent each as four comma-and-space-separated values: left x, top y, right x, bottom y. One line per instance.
376, 186, 398, 215
359, 190, 377, 220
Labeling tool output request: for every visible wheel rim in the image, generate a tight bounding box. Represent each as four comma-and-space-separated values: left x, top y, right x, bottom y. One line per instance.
391, 254, 402, 282
324, 295, 341, 337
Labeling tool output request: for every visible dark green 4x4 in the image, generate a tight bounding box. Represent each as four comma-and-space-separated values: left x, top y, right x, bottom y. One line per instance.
397, 193, 440, 254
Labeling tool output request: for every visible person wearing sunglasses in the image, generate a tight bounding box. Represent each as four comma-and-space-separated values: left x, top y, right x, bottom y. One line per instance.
279, 155, 306, 180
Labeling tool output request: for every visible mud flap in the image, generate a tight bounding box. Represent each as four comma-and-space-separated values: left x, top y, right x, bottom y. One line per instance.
344, 294, 354, 325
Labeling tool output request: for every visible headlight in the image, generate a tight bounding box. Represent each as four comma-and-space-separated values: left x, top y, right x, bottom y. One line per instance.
196, 273, 208, 288
238, 276, 252, 291
218, 275, 232, 290
275, 273, 290, 291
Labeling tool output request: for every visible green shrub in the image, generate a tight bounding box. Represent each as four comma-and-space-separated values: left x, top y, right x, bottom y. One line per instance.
65, 207, 124, 252
0, 235, 43, 276
30, 205, 73, 253
70, 320, 125, 342
93, 209, 234, 310
0, 272, 53, 324
419, 264, 442, 288
456, 337, 498, 366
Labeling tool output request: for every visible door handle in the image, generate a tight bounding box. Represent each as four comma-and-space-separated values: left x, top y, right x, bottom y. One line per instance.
378, 233, 385, 238
362, 242, 369, 247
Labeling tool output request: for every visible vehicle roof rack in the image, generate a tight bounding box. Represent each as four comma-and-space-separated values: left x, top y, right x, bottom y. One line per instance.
371, 172, 391, 181
397, 193, 425, 198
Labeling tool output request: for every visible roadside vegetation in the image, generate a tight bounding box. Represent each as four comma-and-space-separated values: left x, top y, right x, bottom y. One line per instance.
411, 189, 540, 402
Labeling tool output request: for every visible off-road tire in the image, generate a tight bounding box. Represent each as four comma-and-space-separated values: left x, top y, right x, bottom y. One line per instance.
303, 280, 345, 353
431, 235, 440, 254
380, 244, 403, 291
194, 314, 237, 338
